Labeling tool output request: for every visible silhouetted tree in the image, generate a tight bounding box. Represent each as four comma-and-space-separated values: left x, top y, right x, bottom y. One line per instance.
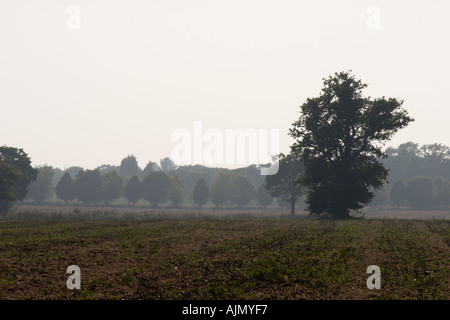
0, 146, 38, 213
119, 155, 141, 177
75, 169, 103, 205
192, 178, 210, 208
160, 157, 178, 172
405, 176, 436, 210
55, 172, 76, 204
124, 176, 142, 207
142, 171, 172, 207
141, 161, 160, 177
256, 183, 273, 208
0, 146, 38, 201
265, 153, 304, 216
229, 175, 256, 207
290, 71, 414, 218
102, 171, 123, 205
0, 160, 19, 214
27, 165, 55, 203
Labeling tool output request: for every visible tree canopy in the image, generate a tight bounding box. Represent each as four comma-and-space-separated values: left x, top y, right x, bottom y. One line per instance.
192, 178, 210, 208
290, 71, 413, 218
0, 146, 37, 213
142, 170, 173, 207
124, 176, 142, 207
55, 172, 76, 204
27, 165, 55, 203
0, 160, 19, 213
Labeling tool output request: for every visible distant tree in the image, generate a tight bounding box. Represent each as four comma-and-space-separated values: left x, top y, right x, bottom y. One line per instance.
210, 171, 233, 208
256, 184, 273, 208
27, 165, 55, 203
96, 164, 119, 174
102, 171, 123, 205
169, 174, 184, 208
124, 176, 142, 207
192, 178, 210, 208
142, 171, 172, 207
265, 153, 304, 216
141, 161, 160, 177
0, 160, 19, 214
160, 157, 178, 173
119, 155, 141, 177
65, 166, 84, 179
405, 176, 436, 210
290, 71, 413, 218
0, 146, 38, 202
384, 142, 423, 183
55, 172, 76, 204
390, 179, 407, 207
368, 188, 389, 207
433, 176, 450, 208
232, 164, 265, 189
75, 169, 104, 205
420, 144, 450, 177
178, 170, 213, 206
229, 175, 256, 207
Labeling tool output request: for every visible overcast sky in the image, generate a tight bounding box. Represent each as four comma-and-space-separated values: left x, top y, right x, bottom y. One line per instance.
1, 0, 449, 170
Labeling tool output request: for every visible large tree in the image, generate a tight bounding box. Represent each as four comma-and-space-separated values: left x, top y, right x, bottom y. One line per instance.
265, 153, 304, 216
290, 71, 413, 219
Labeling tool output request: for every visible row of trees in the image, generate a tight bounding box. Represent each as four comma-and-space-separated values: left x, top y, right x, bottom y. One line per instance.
54, 169, 184, 208
390, 176, 450, 210
2, 72, 449, 218
0, 145, 299, 212
52, 167, 278, 209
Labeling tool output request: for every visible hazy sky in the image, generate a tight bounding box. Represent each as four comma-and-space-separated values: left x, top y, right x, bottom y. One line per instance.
1, 0, 449, 170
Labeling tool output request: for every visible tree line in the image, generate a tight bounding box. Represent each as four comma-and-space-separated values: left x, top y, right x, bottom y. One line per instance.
2, 71, 450, 217
31, 159, 277, 209
0, 149, 280, 211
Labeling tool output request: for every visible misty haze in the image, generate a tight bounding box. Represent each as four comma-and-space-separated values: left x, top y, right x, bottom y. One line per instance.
0, 1, 448, 304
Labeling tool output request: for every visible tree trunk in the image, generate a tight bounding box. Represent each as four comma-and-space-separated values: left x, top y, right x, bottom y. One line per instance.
290, 199, 295, 217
